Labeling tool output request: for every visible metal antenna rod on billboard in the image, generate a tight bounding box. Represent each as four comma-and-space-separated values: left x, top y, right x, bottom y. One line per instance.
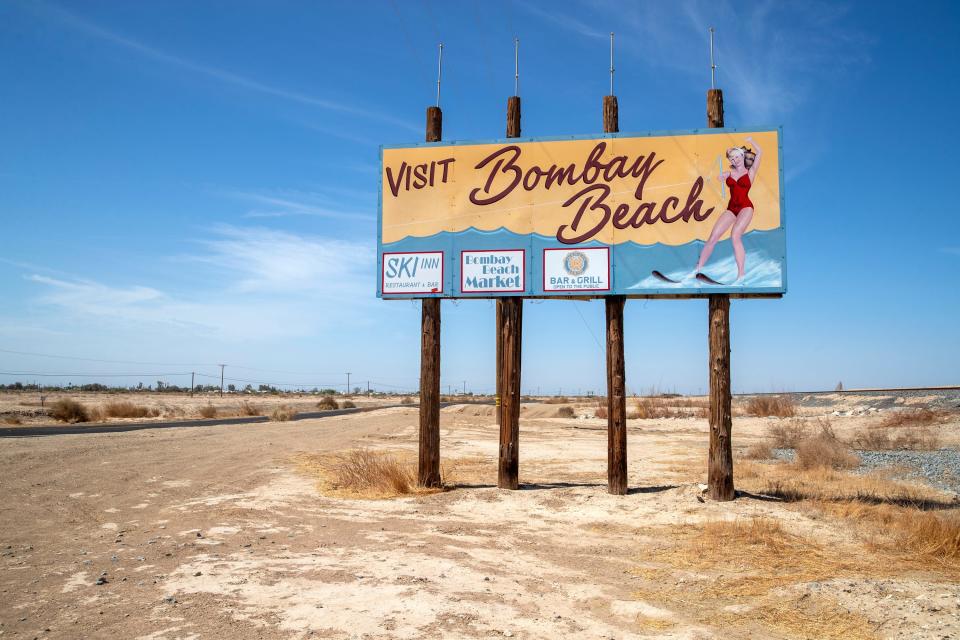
436, 43, 443, 107
609, 32, 615, 95
709, 27, 717, 89
514, 37, 520, 97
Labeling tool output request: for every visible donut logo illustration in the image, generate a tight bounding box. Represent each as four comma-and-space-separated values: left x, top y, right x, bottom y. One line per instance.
563, 251, 588, 277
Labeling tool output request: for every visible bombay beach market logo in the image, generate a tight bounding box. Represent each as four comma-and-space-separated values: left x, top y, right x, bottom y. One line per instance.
563, 251, 588, 277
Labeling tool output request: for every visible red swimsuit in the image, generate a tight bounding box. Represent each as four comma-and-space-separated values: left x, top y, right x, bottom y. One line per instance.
726, 173, 753, 215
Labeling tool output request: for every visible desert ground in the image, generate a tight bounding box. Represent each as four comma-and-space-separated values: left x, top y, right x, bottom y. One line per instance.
1, 391, 959, 639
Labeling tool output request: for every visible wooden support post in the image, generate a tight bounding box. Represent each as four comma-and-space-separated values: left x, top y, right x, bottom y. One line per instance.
606, 296, 627, 494
496, 96, 521, 426
418, 105, 442, 489
602, 94, 627, 495
498, 297, 522, 489
497, 95, 522, 489
706, 88, 734, 501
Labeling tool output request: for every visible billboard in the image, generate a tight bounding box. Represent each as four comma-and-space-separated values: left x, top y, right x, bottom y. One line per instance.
378, 127, 784, 298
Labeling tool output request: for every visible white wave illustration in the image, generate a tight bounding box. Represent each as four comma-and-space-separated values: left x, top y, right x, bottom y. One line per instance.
629, 253, 783, 289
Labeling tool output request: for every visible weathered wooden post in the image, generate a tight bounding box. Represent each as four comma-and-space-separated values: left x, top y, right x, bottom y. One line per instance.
418, 104, 442, 489
706, 87, 734, 501
497, 94, 522, 490
603, 94, 628, 495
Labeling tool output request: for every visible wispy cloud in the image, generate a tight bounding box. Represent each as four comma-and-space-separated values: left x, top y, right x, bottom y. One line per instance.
545, 0, 871, 123
515, 1, 607, 40
189, 225, 374, 295
216, 187, 374, 220
31, 1, 420, 134
24, 226, 377, 340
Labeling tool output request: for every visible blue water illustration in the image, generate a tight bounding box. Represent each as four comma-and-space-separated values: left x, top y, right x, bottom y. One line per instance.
378, 227, 785, 297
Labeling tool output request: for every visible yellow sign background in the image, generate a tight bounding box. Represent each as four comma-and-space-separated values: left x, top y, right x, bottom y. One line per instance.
381, 130, 780, 246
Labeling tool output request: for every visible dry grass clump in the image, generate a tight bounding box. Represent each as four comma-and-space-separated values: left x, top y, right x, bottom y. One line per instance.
879, 407, 944, 429
102, 401, 159, 419
556, 405, 575, 418
736, 460, 960, 567
270, 405, 297, 422
851, 425, 941, 451
545, 395, 569, 404
317, 395, 339, 410
631, 398, 685, 419
400, 395, 414, 405
341, 400, 357, 409
50, 399, 91, 423
238, 401, 261, 416
594, 404, 608, 419
744, 440, 774, 460
795, 423, 859, 470
744, 394, 797, 418
632, 516, 882, 639
198, 404, 217, 419
826, 501, 960, 562
298, 449, 444, 498
2, 414, 23, 425
766, 418, 811, 448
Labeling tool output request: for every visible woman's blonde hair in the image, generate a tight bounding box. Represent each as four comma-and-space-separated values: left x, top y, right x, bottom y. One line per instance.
727, 146, 755, 169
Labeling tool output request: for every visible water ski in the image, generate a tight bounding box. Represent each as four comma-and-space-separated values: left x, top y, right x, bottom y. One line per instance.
651, 270, 680, 284
695, 272, 726, 286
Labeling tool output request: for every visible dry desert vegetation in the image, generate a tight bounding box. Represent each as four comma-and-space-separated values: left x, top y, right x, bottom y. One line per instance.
1, 390, 959, 639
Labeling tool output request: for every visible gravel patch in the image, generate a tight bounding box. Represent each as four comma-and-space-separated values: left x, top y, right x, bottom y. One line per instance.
770, 448, 960, 495
856, 449, 960, 495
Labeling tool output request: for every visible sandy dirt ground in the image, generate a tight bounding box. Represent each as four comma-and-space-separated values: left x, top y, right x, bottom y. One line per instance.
1, 399, 959, 639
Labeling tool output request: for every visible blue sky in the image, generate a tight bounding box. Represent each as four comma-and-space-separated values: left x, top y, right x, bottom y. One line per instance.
1, 0, 957, 395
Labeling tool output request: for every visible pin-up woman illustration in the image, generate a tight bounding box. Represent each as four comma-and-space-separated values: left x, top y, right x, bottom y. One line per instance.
694, 136, 763, 282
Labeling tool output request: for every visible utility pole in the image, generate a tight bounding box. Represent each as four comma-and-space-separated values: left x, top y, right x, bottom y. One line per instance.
190, 372, 195, 397
367, 380, 371, 394
463, 380, 466, 395
218, 364, 225, 398
346, 372, 352, 395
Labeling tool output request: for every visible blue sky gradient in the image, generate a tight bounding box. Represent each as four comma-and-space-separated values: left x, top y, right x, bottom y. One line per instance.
1, 0, 957, 394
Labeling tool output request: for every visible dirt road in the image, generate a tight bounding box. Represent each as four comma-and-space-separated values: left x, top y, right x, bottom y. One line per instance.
1, 404, 957, 639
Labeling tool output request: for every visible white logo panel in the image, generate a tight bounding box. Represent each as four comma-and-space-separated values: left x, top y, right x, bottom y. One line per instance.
382, 252, 444, 294
543, 247, 610, 292
461, 250, 525, 293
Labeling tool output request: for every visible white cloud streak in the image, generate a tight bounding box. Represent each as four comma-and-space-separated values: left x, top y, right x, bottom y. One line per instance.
24, 226, 377, 340
32, 1, 420, 134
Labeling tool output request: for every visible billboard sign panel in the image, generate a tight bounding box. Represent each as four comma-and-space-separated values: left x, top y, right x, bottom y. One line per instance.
378, 127, 784, 298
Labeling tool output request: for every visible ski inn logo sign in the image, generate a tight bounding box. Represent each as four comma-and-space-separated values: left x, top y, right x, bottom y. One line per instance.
377, 127, 785, 298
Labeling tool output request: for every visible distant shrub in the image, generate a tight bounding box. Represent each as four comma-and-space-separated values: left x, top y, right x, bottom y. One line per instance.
318, 396, 339, 411
103, 401, 158, 419
198, 405, 217, 419
545, 396, 569, 405
238, 401, 261, 416
2, 415, 23, 425
879, 407, 943, 429
632, 398, 684, 420
50, 399, 91, 423
795, 425, 858, 470
556, 405, 575, 418
766, 419, 812, 449
270, 405, 297, 422
400, 396, 414, 405
851, 425, 941, 451
744, 441, 774, 460
744, 395, 797, 418
341, 400, 357, 409
594, 404, 608, 419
